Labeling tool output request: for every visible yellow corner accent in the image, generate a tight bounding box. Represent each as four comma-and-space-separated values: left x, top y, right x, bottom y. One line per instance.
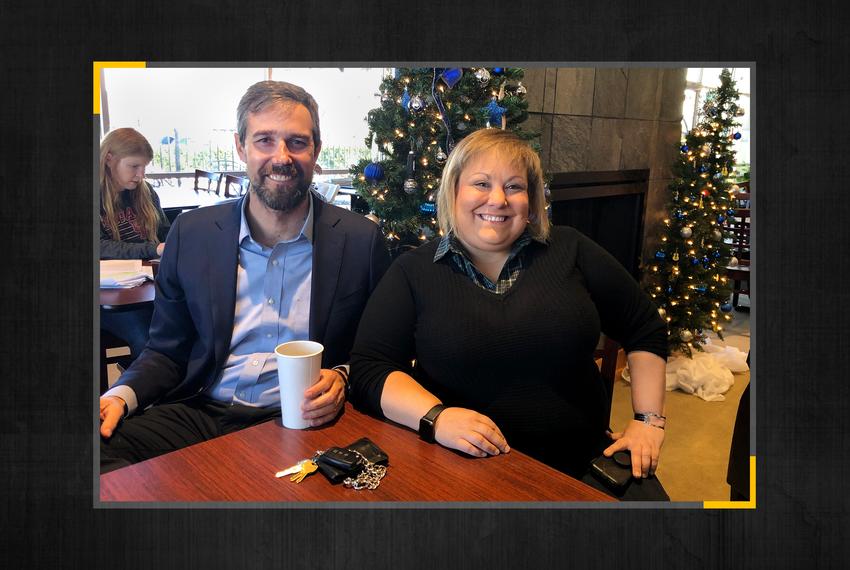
703, 456, 756, 509
93, 61, 146, 115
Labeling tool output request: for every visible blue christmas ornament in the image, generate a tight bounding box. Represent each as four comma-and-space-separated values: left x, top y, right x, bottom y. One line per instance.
733, 132, 742, 140
691, 258, 700, 265
492, 67, 504, 73
720, 303, 733, 313
713, 250, 721, 258
717, 214, 726, 223
364, 162, 384, 183
655, 251, 666, 259
675, 210, 685, 220
419, 202, 437, 214
439, 68, 463, 89
666, 286, 673, 294
401, 87, 411, 114
698, 165, 708, 173
485, 98, 507, 126
702, 256, 710, 264
680, 145, 689, 153
727, 209, 735, 215
695, 284, 707, 293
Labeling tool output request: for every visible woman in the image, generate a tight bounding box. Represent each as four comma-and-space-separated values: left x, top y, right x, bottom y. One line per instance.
349, 129, 669, 500
99, 128, 170, 368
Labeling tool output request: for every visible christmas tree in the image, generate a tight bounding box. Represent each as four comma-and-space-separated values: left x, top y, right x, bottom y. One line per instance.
646, 69, 745, 357
349, 67, 535, 249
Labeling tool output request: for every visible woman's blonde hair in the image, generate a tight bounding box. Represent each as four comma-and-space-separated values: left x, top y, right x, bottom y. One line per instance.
436, 128, 549, 241
99, 128, 159, 243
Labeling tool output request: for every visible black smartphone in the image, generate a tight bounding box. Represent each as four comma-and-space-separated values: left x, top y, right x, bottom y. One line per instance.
590, 451, 633, 490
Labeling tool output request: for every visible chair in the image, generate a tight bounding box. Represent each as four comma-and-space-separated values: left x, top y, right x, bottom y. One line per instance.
194, 169, 222, 195
724, 184, 751, 310
222, 174, 249, 198
100, 330, 127, 394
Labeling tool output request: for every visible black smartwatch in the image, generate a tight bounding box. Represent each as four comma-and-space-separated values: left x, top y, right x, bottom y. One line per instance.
419, 404, 446, 443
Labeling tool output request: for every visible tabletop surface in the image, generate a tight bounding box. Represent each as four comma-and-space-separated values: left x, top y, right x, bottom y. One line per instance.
99, 280, 156, 309
154, 186, 235, 210
100, 403, 614, 503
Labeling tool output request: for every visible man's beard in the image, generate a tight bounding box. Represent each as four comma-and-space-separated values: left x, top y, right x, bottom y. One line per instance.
251, 164, 312, 212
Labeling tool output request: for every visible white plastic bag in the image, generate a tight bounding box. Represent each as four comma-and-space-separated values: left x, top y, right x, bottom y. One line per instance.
621, 338, 749, 401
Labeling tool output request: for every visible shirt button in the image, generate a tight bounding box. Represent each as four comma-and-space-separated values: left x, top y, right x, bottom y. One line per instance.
272, 260, 279, 266
266, 333, 272, 338
268, 298, 274, 305
253, 360, 259, 366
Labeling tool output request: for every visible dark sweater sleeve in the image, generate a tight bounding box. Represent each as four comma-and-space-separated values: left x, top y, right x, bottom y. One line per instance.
349, 257, 418, 418
99, 234, 159, 260
574, 230, 669, 359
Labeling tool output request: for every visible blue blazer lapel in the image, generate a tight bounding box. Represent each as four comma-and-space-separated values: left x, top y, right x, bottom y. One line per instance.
206, 197, 243, 367
310, 197, 345, 342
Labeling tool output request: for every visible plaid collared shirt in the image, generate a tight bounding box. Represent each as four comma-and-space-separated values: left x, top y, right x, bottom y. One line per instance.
433, 230, 542, 294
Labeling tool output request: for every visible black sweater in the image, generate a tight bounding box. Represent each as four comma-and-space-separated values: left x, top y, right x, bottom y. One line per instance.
349, 225, 668, 476
100, 186, 171, 260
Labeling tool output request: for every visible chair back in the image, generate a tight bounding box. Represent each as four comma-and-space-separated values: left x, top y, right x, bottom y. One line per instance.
222, 174, 249, 198
725, 191, 750, 266
194, 169, 222, 195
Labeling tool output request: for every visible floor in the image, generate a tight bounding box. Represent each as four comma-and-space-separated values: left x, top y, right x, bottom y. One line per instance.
609, 295, 751, 502
106, 296, 752, 502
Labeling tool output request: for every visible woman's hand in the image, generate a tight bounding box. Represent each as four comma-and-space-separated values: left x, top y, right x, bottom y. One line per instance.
434, 407, 510, 457
603, 420, 665, 478
156, 242, 165, 257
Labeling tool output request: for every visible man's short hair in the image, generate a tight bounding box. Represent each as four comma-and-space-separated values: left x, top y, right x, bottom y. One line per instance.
437, 128, 550, 241
236, 80, 321, 148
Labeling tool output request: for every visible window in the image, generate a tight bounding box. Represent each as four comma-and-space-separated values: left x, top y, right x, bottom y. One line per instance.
681, 67, 751, 171
100, 67, 388, 180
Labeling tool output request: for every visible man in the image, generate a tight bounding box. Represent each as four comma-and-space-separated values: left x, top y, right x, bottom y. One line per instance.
100, 81, 391, 473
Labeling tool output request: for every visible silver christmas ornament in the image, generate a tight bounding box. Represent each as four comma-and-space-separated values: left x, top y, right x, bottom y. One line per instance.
408, 95, 425, 113
736, 107, 746, 116
728, 256, 739, 267
680, 227, 693, 239
457, 121, 468, 131
713, 229, 723, 240
658, 307, 667, 319
435, 148, 448, 164
403, 178, 418, 194
475, 68, 491, 85
681, 330, 693, 342
516, 81, 527, 95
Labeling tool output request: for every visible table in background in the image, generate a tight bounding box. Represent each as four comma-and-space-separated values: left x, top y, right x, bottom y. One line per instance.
154, 186, 235, 222
100, 403, 614, 502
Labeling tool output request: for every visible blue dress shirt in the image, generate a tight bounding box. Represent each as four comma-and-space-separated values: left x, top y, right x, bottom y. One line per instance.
204, 196, 315, 407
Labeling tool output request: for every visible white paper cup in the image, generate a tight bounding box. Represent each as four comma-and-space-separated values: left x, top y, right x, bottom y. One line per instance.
275, 340, 324, 429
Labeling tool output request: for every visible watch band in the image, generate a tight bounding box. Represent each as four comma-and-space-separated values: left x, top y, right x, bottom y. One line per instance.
419, 404, 446, 443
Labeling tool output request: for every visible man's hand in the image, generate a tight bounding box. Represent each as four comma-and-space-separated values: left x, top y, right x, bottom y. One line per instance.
300, 369, 346, 427
99, 396, 126, 438
434, 407, 510, 457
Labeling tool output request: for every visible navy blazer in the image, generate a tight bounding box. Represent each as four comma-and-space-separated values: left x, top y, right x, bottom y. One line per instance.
114, 193, 391, 410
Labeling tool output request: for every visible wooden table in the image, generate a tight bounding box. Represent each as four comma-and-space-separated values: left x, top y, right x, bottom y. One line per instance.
100, 403, 614, 503
99, 281, 156, 311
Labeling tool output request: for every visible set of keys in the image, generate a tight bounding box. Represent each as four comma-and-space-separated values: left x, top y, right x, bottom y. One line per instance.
275, 457, 319, 483
274, 447, 372, 485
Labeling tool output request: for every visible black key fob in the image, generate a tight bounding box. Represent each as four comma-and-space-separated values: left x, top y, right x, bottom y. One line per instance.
318, 447, 362, 474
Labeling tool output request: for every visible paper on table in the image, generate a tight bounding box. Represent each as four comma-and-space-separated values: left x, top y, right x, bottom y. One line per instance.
100, 260, 154, 288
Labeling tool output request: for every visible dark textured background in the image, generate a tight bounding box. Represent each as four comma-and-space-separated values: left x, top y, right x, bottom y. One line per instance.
2, 0, 847, 567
